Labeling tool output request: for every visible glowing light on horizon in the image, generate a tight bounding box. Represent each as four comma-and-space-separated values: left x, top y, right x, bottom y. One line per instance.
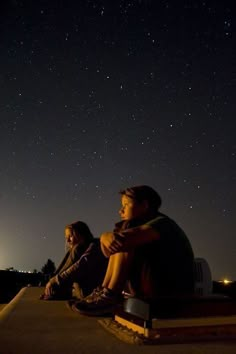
219, 278, 233, 285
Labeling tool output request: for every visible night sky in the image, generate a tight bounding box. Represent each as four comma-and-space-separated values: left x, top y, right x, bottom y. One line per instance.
1, 1, 235, 280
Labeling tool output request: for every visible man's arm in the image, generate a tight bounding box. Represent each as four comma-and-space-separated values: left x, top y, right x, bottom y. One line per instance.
100, 224, 160, 256
100, 232, 114, 257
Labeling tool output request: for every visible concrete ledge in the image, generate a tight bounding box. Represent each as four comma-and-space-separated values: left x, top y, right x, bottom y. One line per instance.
0, 303, 6, 311
1, 287, 236, 354
0, 287, 27, 324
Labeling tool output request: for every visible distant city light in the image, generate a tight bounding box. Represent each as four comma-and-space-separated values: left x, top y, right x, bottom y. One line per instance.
219, 278, 233, 285
3, 269, 34, 274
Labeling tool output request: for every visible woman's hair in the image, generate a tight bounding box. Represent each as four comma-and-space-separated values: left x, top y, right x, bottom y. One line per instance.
65, 221, 94, 245
120, 185, 162, 211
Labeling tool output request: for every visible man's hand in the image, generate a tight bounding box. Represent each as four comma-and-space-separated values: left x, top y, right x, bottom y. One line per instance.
100, 232, 124, 257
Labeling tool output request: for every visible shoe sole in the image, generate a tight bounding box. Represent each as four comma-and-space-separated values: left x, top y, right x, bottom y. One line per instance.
76, 304, 116, 317
66, 300, 113, 316
78, 309, 114, 317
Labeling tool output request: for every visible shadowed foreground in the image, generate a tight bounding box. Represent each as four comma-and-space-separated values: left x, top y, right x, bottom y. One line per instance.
0, 287, 236, 354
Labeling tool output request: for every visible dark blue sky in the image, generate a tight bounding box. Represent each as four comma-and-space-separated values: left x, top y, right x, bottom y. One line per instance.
0, 0, 235, 280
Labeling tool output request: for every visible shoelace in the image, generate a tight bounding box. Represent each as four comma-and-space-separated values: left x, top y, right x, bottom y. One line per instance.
85, 286, 104, 302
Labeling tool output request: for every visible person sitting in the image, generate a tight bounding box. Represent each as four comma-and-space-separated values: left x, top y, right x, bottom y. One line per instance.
71, 185, 195, 315
40, 220, 108, 300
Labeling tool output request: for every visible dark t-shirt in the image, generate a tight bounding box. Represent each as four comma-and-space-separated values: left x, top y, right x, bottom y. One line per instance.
130, 213, 195, 298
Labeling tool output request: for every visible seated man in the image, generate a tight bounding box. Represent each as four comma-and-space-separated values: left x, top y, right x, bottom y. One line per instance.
71, 185, 195, 315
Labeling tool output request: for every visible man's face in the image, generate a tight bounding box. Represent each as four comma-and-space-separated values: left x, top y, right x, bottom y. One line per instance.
119, 194, 148, 221
65, 228, 78, 248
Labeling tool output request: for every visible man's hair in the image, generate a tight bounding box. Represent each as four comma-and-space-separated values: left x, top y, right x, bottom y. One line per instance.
120, 185, 162, 211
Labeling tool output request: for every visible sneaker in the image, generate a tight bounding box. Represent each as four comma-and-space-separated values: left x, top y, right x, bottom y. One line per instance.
83, 286, 104, 303
71, 288, 123, 316
67, 287, 104, 311
69, 286, 104, 306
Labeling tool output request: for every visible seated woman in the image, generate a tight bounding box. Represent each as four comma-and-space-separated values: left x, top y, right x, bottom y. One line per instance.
40, 220, 108, 300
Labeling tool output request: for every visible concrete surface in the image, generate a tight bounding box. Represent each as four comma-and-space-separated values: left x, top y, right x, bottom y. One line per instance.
0, 287, 236, 354
0, 304, 6, 311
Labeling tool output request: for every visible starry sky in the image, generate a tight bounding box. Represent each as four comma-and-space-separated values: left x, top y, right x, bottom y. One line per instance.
0, 0, 235, 280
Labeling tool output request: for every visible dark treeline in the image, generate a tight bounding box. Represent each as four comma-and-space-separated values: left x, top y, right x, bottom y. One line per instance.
0, 270, 47, 303
213, 281, 236, 299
